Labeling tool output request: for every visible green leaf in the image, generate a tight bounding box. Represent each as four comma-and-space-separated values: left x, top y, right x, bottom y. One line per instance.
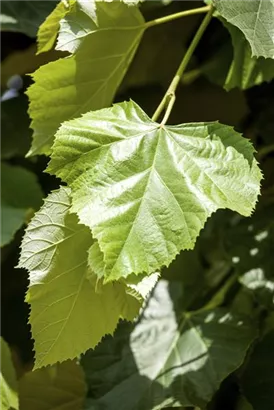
82, 280, 256, 409
27, 2, 145, 156
18, 187, 149, 368
87, 241, 158, 320
1, 163, 43, 247
1, 338, 18, 410
88, 241, 159, 297
48, 100, 262, 281
0, 1, 57, 38
19, 360, 86, 410
213, 0, 274, 59
204, 20, 274, 90
242, 331, 274, 410
37, 1, 71, 54
56, 0, 98, 53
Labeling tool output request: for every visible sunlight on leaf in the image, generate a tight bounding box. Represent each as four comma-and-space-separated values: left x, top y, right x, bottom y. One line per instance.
19, 187, 154, 367
27, 1, 144, 155
48, 100, 262, 281
37, 0, 71, 54
214, 0, 274, 58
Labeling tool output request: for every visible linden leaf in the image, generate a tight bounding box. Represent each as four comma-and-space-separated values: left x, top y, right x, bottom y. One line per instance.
18, 187, 143, 368
19, 360, 86, 410
87, 241, 159, 320
37, 0, 72, 54
48, 100, 262, 281
27, 1, 144, 155
214, 0, 274, 59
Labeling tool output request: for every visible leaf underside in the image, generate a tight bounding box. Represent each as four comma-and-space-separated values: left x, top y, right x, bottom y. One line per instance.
214, 0, 274, 59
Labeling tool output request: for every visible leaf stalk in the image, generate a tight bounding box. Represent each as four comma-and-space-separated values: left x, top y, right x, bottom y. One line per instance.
152, 4, 215, 124
145, 5, 211, 29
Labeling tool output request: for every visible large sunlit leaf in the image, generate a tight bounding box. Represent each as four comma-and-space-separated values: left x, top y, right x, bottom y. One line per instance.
214, 0, 274, 59
1, 338, 18, 410
48, 100, 262, 281
19, 360, 86, 410
0, 1, 57, 38
1, 163, 43, 247
27, 1, 145, 156
82, 280, 256, 409
18, 187, 151, 368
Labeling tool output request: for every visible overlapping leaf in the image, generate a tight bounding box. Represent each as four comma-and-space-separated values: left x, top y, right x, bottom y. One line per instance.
19, 187, 156, 367
27, 1, 145, 155
82, 280, 256, 409
214, 0, 274, 58
37, 0, 71, 54
1, 338, 18, 410
1, 163, 43, 247
48, 100, 261, 281
19, 360, 87, 410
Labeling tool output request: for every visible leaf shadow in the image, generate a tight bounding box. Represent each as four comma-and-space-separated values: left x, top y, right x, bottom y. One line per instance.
82, 280, 253, 410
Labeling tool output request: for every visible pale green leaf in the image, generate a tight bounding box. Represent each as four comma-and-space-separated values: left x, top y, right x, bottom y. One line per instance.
1, 163, 43, 247
82, 280, 256, 409
214, 0, 274, 59
37, 1, 71, 54
0, 1, 57, 38
1, 338, 18, 410
18, 187, 143, 368
205, 19, 274, 90
19, 360, 86, 410
27, 2, 144, 155
48, 100, 262, 281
